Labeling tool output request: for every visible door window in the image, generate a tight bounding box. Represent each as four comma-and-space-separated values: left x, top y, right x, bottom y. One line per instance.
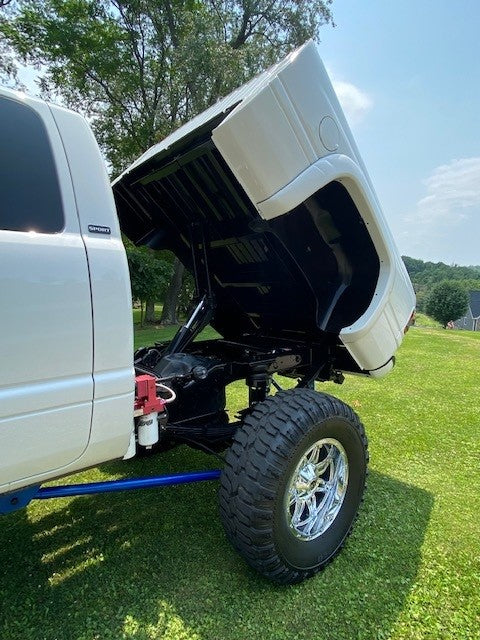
0, 96, 64, 233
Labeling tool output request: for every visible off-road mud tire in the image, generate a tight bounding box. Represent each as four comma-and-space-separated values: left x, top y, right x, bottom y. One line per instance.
219, 388, 368, 584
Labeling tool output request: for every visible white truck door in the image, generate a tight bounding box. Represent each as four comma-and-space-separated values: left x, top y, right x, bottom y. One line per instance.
0, 92, 94, 490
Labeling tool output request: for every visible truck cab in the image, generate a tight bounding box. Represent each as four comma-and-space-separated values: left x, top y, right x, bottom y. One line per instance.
0, 89, 134, 494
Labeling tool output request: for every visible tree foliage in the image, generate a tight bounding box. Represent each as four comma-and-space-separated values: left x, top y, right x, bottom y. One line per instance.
425, 280, 469, 328
177, 268, 196, 317
125, 242, 172, 323
0, 1, 17, 82
403, 256, 480, 312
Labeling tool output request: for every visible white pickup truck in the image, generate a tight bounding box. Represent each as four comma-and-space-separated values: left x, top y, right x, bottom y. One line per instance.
0, 41, 415, 584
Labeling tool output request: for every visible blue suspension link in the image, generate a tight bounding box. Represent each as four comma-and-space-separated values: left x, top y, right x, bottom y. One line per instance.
1, 469, 221, 514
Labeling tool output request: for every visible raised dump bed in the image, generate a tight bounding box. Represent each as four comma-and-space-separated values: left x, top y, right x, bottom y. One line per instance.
114, 40, 415, 377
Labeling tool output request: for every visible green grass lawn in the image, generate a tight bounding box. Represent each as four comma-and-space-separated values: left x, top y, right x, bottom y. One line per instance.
414, 312, 442, 329
132, 304, 165, 327
1, 325, 479, 640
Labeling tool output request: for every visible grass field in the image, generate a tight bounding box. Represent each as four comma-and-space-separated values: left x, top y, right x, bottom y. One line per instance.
414, 312, 442, 329
1, 324, 479, 640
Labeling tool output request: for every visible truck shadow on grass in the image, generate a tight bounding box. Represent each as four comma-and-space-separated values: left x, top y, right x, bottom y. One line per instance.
0, 453, 433, 640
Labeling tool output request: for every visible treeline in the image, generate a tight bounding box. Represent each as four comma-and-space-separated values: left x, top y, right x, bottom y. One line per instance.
402, 256, 480, 311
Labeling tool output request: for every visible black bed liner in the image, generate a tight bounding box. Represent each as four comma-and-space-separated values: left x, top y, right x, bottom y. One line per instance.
113, 119, 379, 343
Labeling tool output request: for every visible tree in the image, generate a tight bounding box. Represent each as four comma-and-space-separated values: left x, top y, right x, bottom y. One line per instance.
0, 1, 18, 83
160, 257, 185, 325
425, 280, 469, 328
461, 279, 480, 293
125, 243, 172, 325
1, 0, 334, 322
402, 256, 480, 312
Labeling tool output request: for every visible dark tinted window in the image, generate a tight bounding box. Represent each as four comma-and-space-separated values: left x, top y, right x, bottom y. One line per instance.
0, 96, 64, 233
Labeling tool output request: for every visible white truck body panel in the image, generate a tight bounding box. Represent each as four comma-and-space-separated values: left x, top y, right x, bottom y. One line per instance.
50, 106, 135, 466
0, 88, 134, 493
210, 42, 415, 372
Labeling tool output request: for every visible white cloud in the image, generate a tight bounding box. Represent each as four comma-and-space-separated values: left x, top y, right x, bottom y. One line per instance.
331, 78, 373, 125
415, 157, 480, 225
399, 157, 480, 263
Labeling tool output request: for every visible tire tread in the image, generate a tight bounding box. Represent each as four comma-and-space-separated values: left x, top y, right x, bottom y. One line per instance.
219, 389, 368, 584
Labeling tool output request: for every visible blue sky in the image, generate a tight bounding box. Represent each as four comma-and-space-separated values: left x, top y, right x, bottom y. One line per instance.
318, 0, 480, 265
15, 1, 479, 265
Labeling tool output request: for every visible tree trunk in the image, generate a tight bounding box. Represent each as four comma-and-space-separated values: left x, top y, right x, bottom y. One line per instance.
160, 258, 185, 325
144, 299, 156, 324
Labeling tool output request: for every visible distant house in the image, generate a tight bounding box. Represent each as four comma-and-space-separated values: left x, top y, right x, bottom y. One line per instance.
453, 291, 480, 331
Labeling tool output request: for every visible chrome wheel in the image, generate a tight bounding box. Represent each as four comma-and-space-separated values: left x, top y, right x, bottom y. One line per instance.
286, 438, 349, 540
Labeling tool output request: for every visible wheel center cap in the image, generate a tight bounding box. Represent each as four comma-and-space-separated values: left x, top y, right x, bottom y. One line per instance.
295, 463, 317, 492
